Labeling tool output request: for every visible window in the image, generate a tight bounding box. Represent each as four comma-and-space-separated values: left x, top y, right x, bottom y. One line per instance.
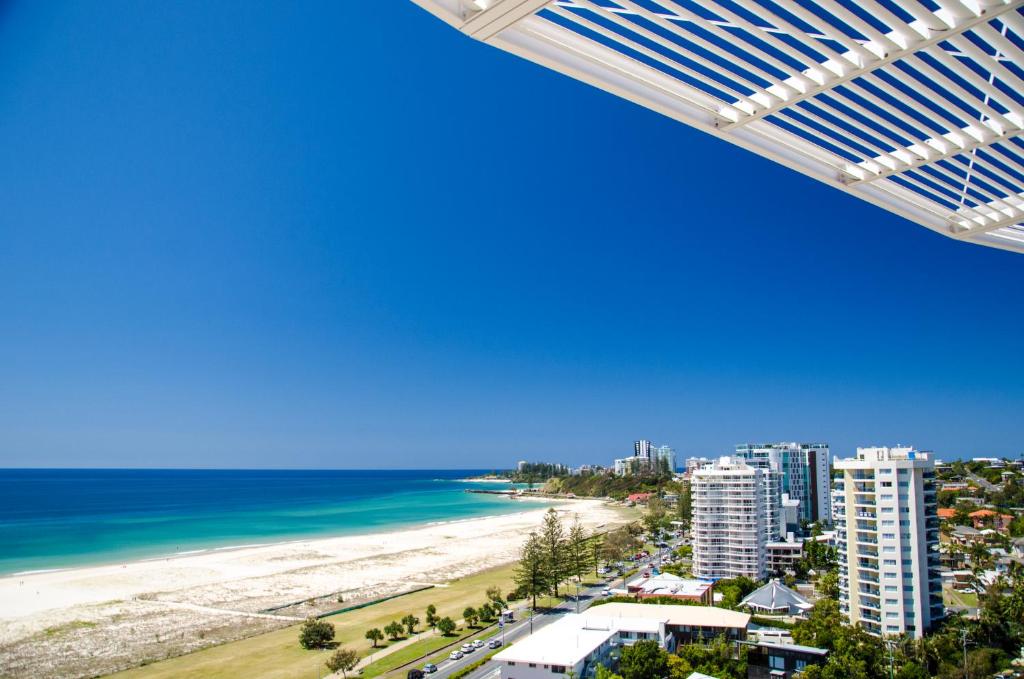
880, 469, 893, 474
883, 533, 896, 539
883, 546, 896, 553
881, 494, 894, 501
884, 559, 897, 566
886, 611, 899, 618
885, 572, 897, 578
886, 598, 898, 605
898, 481, 909, 488
887, 625, 900, 632
529, 664, 537, 668
899, 520, 910, 526
508, 662, 517, 667
885, 585, 898, 592
880, 481, 893, 487
882, 520, 895, 527
901, 532, 911, 539
882, 507, 894, 513
796, 660, 808, 671
769, 656, 785, 670
551, 666, 566, 674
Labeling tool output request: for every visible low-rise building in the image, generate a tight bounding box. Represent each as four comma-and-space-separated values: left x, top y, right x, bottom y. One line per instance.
583, 602, 750, 644
968, 509, 1014, 531
740, 579, 813, 617
766, 536, 804, 574
746, 641, 829, 679
626, 573, 714, 604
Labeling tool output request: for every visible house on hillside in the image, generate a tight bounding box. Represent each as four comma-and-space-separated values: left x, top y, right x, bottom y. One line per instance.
969, 509, 1014, 531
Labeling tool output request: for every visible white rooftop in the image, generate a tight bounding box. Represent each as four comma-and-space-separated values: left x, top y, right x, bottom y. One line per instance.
630, 572, 714, 597
411, 0, 1024, 254
492, 614, 614, 667
582, 601, 751, 629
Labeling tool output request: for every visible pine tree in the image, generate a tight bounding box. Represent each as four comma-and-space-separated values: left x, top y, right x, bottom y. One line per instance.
566, 515, 592, 582
540, 508, 567, 596
514, 531, 549, 610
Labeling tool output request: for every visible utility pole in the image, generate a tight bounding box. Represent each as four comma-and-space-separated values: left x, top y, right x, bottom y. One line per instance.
960, 627, 970, 679
884, 639, 896, 679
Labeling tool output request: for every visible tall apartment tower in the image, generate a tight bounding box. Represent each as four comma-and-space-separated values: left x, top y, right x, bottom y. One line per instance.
653, 445, 676, 473
735, 442, 831, 526
634, 440, 652, 460
692, 457, 767, 580
832, 447, 942, 639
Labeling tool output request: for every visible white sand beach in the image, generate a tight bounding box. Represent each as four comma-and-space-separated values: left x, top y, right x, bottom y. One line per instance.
0, 498, 626, 679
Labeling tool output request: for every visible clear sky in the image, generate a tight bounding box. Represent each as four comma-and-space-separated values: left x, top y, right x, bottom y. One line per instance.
0, 1, 1021, 469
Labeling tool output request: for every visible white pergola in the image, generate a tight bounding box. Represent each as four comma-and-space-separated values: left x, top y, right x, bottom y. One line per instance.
411, 0, 1024, 253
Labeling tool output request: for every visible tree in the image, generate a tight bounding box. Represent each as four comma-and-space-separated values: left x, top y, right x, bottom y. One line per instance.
425, 604, 439, 632
515, 531, 549, 610
364, 627, 383, 648
565, 515, 592, 583
384, 620, 404, 641
676, 483, 692, 528
298, 617, 335, 650
674, 634, 748, 679
590, 530, 604, 577
463, 606, 479, 628
817, 570, 839, 599
541, 508, 568, 596
486, 585, 506, 610
478, 602, 494, 622
619, 640, 668, 679
437, 616, 456, 636
401, 614, 420, 636
642, 497, 668, 542
325, 647, 359, 678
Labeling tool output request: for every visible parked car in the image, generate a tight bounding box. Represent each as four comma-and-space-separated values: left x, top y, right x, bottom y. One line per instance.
602, 588, 612, 597
488, 639, 503, 649
449, 650, 463, 660
472, 639, 485, 648
461, 643, 475, 653
423, 663, 438, 674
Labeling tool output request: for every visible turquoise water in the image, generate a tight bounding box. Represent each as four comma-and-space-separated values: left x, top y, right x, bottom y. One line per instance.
0, 469, 537, 575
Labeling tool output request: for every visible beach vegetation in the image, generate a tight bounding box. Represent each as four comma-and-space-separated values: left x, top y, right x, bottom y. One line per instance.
437, 616, 456, 636
401, 613, 420, 635
365, 627, 384, 648
462, 606, 478, 628
384, 620, 404, 640
514, 531, 549, 609
485, 585, 505, 610
298, 617, 335, 650
325, 647, 358, 678
425, 603, 438, 631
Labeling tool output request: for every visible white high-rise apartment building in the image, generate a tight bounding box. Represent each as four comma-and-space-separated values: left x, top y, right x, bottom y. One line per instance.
691, 457, 767, 579
832, 446, 942, 639
734, 442, 831, 527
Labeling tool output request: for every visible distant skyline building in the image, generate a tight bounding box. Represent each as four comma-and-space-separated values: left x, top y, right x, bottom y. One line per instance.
734, 442, 831, 527
614, 439, 674, 476
653, 445, 676, 473
832, 446, 942, 639
692, 456, 767, 580
634, 439, 652, 460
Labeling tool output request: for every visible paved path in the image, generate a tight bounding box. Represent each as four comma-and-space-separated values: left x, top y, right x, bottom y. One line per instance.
146, 599, 306, 622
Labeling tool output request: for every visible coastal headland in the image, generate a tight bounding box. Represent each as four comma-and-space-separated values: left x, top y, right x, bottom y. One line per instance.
0, 498, 629, 679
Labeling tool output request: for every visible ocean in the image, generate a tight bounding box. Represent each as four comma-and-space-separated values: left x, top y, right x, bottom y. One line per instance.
0, 468, 535, 576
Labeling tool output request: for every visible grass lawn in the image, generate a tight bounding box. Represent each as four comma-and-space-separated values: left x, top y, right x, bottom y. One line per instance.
943, 585, 979, 609
110, 563, 520, 679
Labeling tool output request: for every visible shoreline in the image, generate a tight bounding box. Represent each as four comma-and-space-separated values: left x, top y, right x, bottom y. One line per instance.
0, 498, 629, 679
0, 493, 551, 579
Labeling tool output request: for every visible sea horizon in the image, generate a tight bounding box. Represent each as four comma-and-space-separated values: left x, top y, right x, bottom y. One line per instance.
0, 468, 539, 576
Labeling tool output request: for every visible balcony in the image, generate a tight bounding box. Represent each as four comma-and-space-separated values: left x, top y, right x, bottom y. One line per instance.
860, 611, 881, 622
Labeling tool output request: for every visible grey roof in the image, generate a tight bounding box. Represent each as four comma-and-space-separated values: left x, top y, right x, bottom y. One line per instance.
751, 641, 829, 656
740, 579, 811, 613
953, 525, 982, 536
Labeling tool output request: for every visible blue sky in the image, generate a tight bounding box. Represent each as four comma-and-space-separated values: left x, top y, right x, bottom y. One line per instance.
0, 1, 1021, 468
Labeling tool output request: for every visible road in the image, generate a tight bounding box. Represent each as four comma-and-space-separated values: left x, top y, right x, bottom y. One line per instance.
421, 539, 682, 679
965, 470, 997, 492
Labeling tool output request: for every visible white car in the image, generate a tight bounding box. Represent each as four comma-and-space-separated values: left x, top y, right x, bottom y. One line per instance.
472, 639, 485, 648
602, 588, 612, 597
449, 650, 463, 660
461, 643, 475, 653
